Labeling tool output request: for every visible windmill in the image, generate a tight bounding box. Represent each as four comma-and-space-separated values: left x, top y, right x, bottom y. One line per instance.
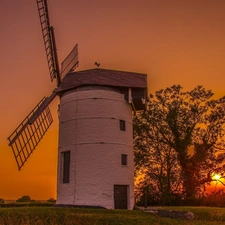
8, 0, 148, 209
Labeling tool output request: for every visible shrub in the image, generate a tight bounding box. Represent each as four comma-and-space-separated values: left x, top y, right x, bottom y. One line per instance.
47, 198, 56, 203
16, 196, 31, 202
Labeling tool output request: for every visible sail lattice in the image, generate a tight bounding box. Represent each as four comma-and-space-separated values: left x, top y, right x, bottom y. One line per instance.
8, 97, 53, 170
36, 0, 60, 83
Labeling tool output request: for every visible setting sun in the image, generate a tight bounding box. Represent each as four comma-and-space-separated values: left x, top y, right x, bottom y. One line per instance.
213, 174, 221, 181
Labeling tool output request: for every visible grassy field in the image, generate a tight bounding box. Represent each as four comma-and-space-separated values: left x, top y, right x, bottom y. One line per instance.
0, 206, 225, 224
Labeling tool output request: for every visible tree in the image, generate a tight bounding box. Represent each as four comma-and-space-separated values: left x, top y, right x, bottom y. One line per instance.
16, 195, 31, 202
134, 85, 225, 202
0, 198, 4, 204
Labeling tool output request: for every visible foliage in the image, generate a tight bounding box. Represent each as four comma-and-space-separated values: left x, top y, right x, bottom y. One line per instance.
0, 198, 4, 204
134, 85, 225, 203
201, 189, 225, 207
47, 198, 56, 203
0, 206, 225, 225
16, 195, 32, 203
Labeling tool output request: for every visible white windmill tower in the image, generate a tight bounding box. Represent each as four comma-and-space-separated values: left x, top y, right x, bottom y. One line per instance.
7, 0, 147, 209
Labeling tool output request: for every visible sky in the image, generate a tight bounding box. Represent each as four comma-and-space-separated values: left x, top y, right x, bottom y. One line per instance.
1, 0, 225, 200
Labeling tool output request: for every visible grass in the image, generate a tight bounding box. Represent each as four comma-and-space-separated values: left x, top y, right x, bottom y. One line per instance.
0, 206, 225, 224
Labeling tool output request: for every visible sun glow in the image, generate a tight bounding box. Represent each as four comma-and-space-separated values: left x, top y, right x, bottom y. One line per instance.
213, 174, 221, 181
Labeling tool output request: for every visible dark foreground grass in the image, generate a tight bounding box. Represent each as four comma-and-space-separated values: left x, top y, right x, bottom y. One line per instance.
0, 206, 225, 225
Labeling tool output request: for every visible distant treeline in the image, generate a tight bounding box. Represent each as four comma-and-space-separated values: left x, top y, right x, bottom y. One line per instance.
0, 201, 55, 208
137, 189, 225, 207
0, 196, 56, 208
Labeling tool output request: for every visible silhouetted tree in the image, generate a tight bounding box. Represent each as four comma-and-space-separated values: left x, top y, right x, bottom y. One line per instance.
0, 198, 4, 204
16, 195, 31, 202
134, 85, 225, 201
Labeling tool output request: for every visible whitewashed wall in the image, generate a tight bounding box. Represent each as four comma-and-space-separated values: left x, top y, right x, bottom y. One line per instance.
56, 86, 134, 209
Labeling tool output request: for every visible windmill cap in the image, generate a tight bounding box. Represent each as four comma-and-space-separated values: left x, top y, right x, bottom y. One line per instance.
55, 68, 147, 93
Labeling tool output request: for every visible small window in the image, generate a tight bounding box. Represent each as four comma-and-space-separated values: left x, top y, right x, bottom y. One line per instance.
62, 151, 70, 183
121, 154, 127, 165
120, 120, 126, 131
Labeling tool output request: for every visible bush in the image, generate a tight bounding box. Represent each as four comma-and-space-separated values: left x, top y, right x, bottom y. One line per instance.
47, 198, 56, 203
16, 196, 31, 203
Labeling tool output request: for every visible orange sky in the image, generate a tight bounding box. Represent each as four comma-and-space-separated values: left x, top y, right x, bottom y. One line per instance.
1, 0, 225, 200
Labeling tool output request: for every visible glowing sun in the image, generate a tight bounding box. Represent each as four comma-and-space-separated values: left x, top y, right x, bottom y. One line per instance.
213, 174, 221, 180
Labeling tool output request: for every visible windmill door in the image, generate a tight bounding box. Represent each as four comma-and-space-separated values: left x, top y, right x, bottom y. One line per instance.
114, 185, 128, 209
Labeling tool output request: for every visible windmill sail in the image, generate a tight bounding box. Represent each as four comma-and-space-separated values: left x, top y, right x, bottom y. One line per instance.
8, 93, 56, 170
60, 44, 79, 80
36, 0, 61, 85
